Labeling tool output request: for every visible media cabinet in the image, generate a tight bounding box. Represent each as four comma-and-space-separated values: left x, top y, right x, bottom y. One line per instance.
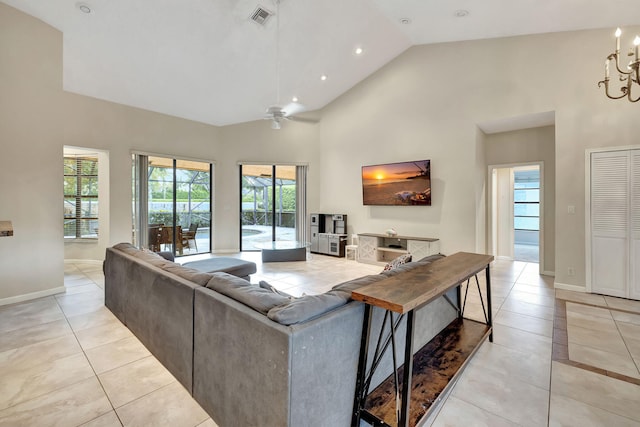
357, 233, 440, 265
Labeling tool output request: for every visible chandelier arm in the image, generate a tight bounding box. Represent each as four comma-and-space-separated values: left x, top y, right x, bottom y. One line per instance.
612, 52, 633, 75
628, 78, 640, 102
598, 79, 628, 100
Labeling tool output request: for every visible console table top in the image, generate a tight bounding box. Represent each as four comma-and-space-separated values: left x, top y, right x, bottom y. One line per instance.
358, 233, 439, 242
351, 252, 493, 314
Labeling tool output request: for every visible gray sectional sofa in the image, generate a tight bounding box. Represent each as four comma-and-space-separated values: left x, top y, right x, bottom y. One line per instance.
104, 242, 457, 427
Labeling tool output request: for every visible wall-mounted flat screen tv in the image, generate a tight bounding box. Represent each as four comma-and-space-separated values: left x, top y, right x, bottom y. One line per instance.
362, 160, 431, 206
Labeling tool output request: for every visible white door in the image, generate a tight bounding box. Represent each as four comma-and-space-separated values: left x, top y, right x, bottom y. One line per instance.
631, 151, 640, 300
590, 150, 640, 299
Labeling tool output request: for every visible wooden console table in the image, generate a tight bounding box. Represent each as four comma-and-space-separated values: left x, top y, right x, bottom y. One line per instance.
351, 252, 493, 427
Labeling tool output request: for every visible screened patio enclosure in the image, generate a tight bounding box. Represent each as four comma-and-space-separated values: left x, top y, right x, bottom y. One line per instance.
133, 155, 212, 256
240, 164, 304, 250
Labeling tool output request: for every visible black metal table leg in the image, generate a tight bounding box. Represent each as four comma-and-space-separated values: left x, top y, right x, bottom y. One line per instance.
399, 310, 415, 427
485, 265, 493, 342
352, 304, 373, 426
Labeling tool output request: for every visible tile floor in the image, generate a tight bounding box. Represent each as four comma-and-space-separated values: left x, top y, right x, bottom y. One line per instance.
0, 254, 639, 426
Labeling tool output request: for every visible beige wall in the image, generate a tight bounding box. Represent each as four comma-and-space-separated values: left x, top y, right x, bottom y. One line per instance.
3, 1, 640, 302
217, 120, 321, 252
0, 4, 225, 302
0, 3, 321, 302
485, 125, 556, 273
316, 28, 640, 289
0, 4, 65, 302
62, 91, 223, 249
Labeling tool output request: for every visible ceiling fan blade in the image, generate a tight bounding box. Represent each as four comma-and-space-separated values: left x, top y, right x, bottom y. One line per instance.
287, 115, 319, 124
281, 102, 306, 117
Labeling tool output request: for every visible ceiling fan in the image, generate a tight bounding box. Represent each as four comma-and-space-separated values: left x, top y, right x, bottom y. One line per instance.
263, 0, 317, 129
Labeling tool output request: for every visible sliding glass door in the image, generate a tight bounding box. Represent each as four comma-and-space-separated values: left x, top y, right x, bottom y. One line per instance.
240, 164, 301, 250
134, 155, 213, 257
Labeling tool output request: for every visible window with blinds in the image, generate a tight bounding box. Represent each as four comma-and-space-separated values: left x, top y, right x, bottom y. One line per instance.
514, 169, 540, 231
64, 156, 99, 239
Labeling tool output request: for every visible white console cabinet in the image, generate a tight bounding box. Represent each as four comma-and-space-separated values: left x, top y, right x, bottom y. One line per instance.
357, 233, 440, 265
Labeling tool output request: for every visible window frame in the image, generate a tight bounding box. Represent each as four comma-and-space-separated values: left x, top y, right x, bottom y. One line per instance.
64, 156, 99, 240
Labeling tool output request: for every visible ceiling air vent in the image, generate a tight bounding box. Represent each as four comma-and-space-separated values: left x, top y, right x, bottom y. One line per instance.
250, 6, 273, 25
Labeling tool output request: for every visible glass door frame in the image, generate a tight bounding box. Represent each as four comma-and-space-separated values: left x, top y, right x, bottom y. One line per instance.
133, 152, 214, 257
239, 163, 306, 251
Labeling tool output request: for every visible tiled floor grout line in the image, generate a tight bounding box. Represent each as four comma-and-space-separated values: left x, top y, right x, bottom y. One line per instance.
552, 297, 640, 386
63, 262, 209, 427
48, 260, 637, 426
59, 268, 126, 427
612, 315, 640, 378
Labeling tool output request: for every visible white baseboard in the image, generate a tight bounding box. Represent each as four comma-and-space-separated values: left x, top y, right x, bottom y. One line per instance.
542, 270, 555, 277
64, 259, 103, 264
0, 286, 66, 307
554, 282, 586, 292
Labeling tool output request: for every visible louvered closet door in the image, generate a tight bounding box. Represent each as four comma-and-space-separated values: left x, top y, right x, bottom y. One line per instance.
591, 151, 629, 298
630, 150, 640, 300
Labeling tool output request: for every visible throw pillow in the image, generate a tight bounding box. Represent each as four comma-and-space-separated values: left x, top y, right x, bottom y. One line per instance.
382, 253, 412, 272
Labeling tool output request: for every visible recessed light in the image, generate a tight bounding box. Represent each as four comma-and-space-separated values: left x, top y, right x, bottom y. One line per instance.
454, 9, 469, 17
320, 75, 328, 81
76, 2, 92, 13
400, 18, 411, 25
292, 96, 299, 102
354, 47, 364, 55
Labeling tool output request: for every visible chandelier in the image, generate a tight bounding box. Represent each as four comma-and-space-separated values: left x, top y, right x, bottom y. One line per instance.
598, 28, 640, 102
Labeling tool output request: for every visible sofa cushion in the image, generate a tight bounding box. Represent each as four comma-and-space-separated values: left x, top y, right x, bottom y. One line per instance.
259, 280, 294, 299
113, 243, 170, 268
113, 242, 212, 286
415, 254, 445, 264
206, 273, 290, 315
267, 291, 349, 325
331, 274, 387, 299
183, 257, 257, 278
162, 263, 213, 287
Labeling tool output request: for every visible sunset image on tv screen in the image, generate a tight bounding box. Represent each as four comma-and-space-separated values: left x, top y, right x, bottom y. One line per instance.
362, 160, 431, 206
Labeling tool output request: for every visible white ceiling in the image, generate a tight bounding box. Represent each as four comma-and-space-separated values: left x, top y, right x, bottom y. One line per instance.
3, 0, 640, 126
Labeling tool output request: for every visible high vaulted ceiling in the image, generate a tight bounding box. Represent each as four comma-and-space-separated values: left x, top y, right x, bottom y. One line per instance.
3, 0, 640, 126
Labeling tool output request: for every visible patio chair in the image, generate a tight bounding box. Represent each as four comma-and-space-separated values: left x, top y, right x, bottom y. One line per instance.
148, 226, 163, 252
182, 223, 198, 252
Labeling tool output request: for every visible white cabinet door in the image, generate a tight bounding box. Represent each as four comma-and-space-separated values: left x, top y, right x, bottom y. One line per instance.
407, 240, 437, 261
358, 235, 378, 264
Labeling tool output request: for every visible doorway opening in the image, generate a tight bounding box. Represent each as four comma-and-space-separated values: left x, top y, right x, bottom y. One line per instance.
240, 164, 308, 251
133, 154, 213, 257
513, 166, 540, 263
489, 163, 543, 270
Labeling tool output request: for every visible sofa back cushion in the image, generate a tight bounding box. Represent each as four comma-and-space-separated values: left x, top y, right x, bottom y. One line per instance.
206, 273, 290, 315
113, 242, 212, 286
266, 291, 350, 325
331, 274, 387, 299
162, 263, 213, 287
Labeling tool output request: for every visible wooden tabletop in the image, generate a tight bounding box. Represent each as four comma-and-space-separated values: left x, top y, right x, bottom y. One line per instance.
351, 252, 493, 314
